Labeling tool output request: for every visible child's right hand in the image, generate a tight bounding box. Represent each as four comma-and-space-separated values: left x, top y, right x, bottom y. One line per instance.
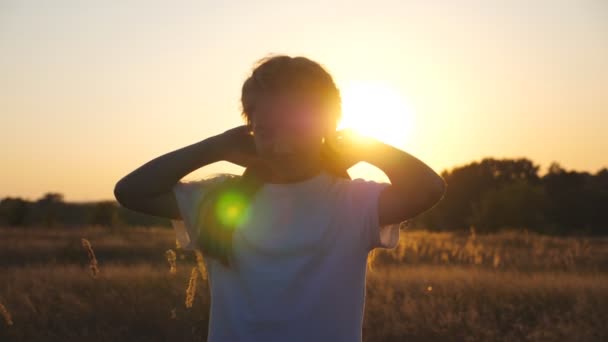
216, 125, 264, 168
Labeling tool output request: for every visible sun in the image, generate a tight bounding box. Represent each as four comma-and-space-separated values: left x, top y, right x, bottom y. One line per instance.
337, 81, 414, 148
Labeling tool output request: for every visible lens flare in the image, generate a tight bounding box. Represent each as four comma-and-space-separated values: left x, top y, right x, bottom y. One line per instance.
215, 190, 250, 228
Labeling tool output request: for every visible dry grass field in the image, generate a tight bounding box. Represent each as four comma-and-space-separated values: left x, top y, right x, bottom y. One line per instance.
0, 225, 607, 341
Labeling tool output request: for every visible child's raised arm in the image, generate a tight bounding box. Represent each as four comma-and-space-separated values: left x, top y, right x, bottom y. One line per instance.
114, 125, 258, 220
326, 129, 446, 226
113, 134, 226, 220
371, 142, 446, 226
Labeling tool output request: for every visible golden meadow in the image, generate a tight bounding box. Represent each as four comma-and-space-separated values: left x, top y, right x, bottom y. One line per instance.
1, 225, 607, 341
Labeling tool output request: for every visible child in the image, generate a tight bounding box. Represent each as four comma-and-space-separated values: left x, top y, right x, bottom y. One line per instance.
114, 54, 446, 341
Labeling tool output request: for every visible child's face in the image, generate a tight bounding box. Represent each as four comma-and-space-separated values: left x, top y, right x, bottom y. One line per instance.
251, 91, 331, 166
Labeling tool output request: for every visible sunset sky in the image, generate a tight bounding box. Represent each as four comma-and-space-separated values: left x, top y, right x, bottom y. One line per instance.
1, 0, 607, 202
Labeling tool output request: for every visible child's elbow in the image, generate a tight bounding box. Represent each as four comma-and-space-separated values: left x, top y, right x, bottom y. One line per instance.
114, 178, 134, 208
427, 176, 447, 205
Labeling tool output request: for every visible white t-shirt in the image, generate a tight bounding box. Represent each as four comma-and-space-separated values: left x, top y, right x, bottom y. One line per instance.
170, 170, 400, 342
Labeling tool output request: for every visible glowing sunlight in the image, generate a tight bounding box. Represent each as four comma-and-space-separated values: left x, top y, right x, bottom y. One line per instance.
337, 81, 414, 149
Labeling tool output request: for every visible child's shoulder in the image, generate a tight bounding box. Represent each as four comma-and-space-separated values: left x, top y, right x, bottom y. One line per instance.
332, 175, 390, 191
173, 173, 238, 194
326, 175, 391, 205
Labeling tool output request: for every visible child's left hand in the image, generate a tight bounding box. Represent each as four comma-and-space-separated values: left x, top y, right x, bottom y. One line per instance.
321, 128, 377, 170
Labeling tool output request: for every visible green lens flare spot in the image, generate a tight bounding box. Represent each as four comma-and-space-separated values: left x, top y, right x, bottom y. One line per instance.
215, 190, 250, 228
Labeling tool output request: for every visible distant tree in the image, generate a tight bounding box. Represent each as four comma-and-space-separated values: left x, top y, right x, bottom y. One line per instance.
547, 161, 566, 175
0, 197, 30, 226
469, 179, 547, 232
89, 201, 121, 227
590, 168, 608, 234
420, 157, 542, 231
36, 192, 65, 227
542, 163, 607, 234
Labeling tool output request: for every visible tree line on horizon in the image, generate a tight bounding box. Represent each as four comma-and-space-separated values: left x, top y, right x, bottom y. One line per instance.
1, 157, 606, 235
413, 158, 607, 235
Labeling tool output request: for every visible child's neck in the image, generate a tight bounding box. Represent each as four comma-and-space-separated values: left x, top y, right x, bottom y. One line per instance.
265, 161, 323, 185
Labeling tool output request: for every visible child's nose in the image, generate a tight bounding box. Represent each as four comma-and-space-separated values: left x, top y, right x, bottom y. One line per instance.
260, 121, 296, 136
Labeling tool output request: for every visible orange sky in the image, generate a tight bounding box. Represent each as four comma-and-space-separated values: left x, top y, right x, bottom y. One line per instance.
1, 1, 607, 202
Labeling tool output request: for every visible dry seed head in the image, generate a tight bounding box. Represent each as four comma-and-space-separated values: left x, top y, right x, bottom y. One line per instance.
0, 302, 13, 326
165, 249, 177, 275
185, 267, 199, 308
81, 238, 99, 278
194, 249, 208, 281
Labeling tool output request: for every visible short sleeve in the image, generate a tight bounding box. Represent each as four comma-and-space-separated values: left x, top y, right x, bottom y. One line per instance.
170, 175, 232, 251
343, 178, 401, 252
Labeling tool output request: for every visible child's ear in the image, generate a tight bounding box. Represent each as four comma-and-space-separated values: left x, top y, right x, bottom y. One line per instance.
323, 126, 336, 140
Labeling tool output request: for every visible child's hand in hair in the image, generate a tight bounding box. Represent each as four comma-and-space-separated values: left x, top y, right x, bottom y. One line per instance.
217, 125, 266, 168
322, 128, 378, 170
